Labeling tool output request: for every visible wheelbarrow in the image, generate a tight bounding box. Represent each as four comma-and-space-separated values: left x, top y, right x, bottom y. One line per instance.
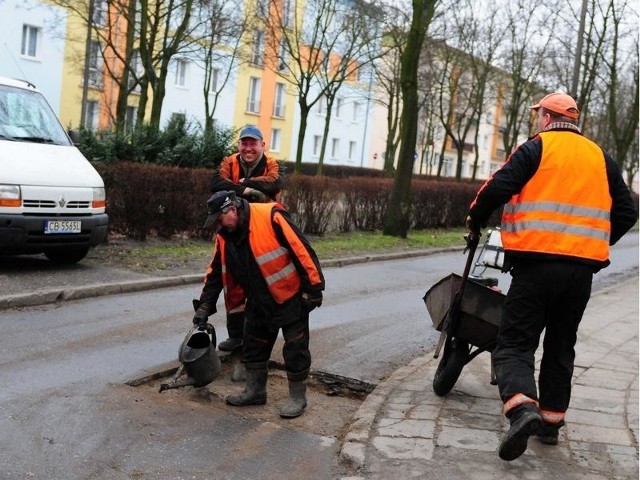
423, 231, 506, 396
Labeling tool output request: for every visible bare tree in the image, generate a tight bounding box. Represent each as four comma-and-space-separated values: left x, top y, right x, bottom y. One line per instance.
50, 0, 216, 132
550, 0, 638, 187
373, 14, 409, 175
261, 0, 383, 173
491, 1, 556, 160
603, 0, 638, 173
312, 2, 385, 175
193, 0, 248, 133
383, 0, 438, 237
430, 0, 504, 180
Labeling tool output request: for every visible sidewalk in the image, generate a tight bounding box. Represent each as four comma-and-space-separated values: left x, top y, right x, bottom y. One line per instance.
340, 276, 639, 479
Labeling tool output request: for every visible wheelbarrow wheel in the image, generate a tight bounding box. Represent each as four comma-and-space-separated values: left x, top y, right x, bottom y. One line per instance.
432, 338, 469, 396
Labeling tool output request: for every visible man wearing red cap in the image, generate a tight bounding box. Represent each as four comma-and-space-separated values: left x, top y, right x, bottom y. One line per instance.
466, 92, 637, 461
209, 125, 284, 353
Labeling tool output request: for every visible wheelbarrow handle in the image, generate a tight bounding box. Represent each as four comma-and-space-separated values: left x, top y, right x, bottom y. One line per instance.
440, 233, 481, 340
461, 233, 480, 284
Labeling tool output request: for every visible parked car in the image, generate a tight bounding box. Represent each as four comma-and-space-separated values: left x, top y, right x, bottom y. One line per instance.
0, 76, 108, 264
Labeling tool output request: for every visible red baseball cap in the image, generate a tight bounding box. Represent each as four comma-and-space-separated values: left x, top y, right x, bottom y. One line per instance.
530, 92, 580, 119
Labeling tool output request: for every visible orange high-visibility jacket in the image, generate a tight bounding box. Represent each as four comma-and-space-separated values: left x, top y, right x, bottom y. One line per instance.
501, 131, 612, 262
215, 153, 282, 201
217, 203, 323, 304
213, 235, 246, 313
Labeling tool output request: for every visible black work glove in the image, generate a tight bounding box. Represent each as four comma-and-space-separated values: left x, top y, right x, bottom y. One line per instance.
192, 301, 214, 327
465, 215, 481, 235
301, 291, 323, 312
246, 189, 268, 202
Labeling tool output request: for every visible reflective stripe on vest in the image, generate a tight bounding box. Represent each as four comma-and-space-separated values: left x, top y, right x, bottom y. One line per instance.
500, 131, 612, 261
249, 204, 301, 303
255, 246, 298, 286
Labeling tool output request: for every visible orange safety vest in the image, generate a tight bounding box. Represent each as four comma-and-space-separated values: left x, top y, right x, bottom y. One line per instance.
501, 131, 612, 262
222, 153, 281, 201
218, 203, 322, 304
214, 236, 246, 312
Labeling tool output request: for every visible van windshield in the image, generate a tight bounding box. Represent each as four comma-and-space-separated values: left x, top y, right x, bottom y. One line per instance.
0, 85, 71, 146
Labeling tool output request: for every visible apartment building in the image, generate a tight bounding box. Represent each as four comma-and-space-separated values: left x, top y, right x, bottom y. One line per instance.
1, 0, 524, 180
0, 0, 67, 114
0, 0, 378, 169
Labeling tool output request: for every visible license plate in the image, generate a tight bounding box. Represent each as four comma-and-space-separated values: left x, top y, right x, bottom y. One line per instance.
44, 220, 81, 234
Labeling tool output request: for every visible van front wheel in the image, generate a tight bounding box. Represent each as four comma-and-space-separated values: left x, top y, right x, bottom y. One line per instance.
45, 247, 90, 265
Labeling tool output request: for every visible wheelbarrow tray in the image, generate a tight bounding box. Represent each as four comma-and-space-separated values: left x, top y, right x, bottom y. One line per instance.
423, 273, 505, 348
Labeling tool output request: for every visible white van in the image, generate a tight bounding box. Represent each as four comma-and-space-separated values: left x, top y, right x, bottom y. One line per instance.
0, 76, 108, 264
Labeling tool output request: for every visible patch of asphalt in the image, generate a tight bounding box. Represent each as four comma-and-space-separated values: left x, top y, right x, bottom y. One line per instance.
0, 247, 460, 310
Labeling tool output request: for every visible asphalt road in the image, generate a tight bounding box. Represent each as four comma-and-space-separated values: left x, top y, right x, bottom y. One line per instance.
0, 231, 636, 479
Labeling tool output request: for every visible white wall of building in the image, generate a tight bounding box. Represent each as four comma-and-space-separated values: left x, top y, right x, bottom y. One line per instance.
289, 81, 377, 168
0, 0, 66, 113
161, 55, 238, 131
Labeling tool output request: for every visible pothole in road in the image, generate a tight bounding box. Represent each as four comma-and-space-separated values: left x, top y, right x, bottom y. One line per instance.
126, 353, 376, 440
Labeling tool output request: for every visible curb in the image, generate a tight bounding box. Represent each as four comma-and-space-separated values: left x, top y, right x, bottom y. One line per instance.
0, 247, 461, 310
0, 274, 203, 310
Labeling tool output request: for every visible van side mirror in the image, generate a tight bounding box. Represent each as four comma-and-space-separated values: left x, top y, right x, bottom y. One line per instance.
68, 129, 81, 146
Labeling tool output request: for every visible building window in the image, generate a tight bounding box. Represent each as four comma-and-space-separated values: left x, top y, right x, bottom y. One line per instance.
312, 135, 322, 156
87, 41, 103, 88
278, 39, 288, 72
282, 0, 293, 27
175, 59, 188, 87
271, 128, 281, 152
335, 98, 343, 118
247, 77, 261, 113
92, 0, 107, 26
252, 29, 264, 66
21, 25, 39, 58
128, 49, 142, 92
124, 106, 137, 133
348, 141, 356, 161
256, 0, 268, 17
352, 101, 360, 122
443, 156, 453, 177
331, 138, 339, 158
316, 95, 326, 115
210, 67, 220, 92
171, 112, 186, 123
84, 100, 99, 130
273, 82, 285, 117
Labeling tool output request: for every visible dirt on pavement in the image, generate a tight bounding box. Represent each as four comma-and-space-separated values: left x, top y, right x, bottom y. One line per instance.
133, 353, 367, 440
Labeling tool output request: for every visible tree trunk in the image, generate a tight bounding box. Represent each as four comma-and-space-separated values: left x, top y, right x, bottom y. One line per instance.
383, 0, 437, 237
295, 101, 311, 173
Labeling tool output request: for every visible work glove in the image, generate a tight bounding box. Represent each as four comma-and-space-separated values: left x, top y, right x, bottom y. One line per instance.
246, 189, 268, 203
465, 215, 481, 235
464, 216, 481, 251
192, 300, 215, 328
301, 291, 323, 312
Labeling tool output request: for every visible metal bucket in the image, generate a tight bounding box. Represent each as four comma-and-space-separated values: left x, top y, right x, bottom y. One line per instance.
178, 326, 221, 387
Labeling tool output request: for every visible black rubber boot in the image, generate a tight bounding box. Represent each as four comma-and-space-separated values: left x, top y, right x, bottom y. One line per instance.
218, 337, 243, 352
536, 420, 564, 445
218, 312, 244, 352
226, 363, 267, 406
498, 403, 543, 461
280, 369, 309, 419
